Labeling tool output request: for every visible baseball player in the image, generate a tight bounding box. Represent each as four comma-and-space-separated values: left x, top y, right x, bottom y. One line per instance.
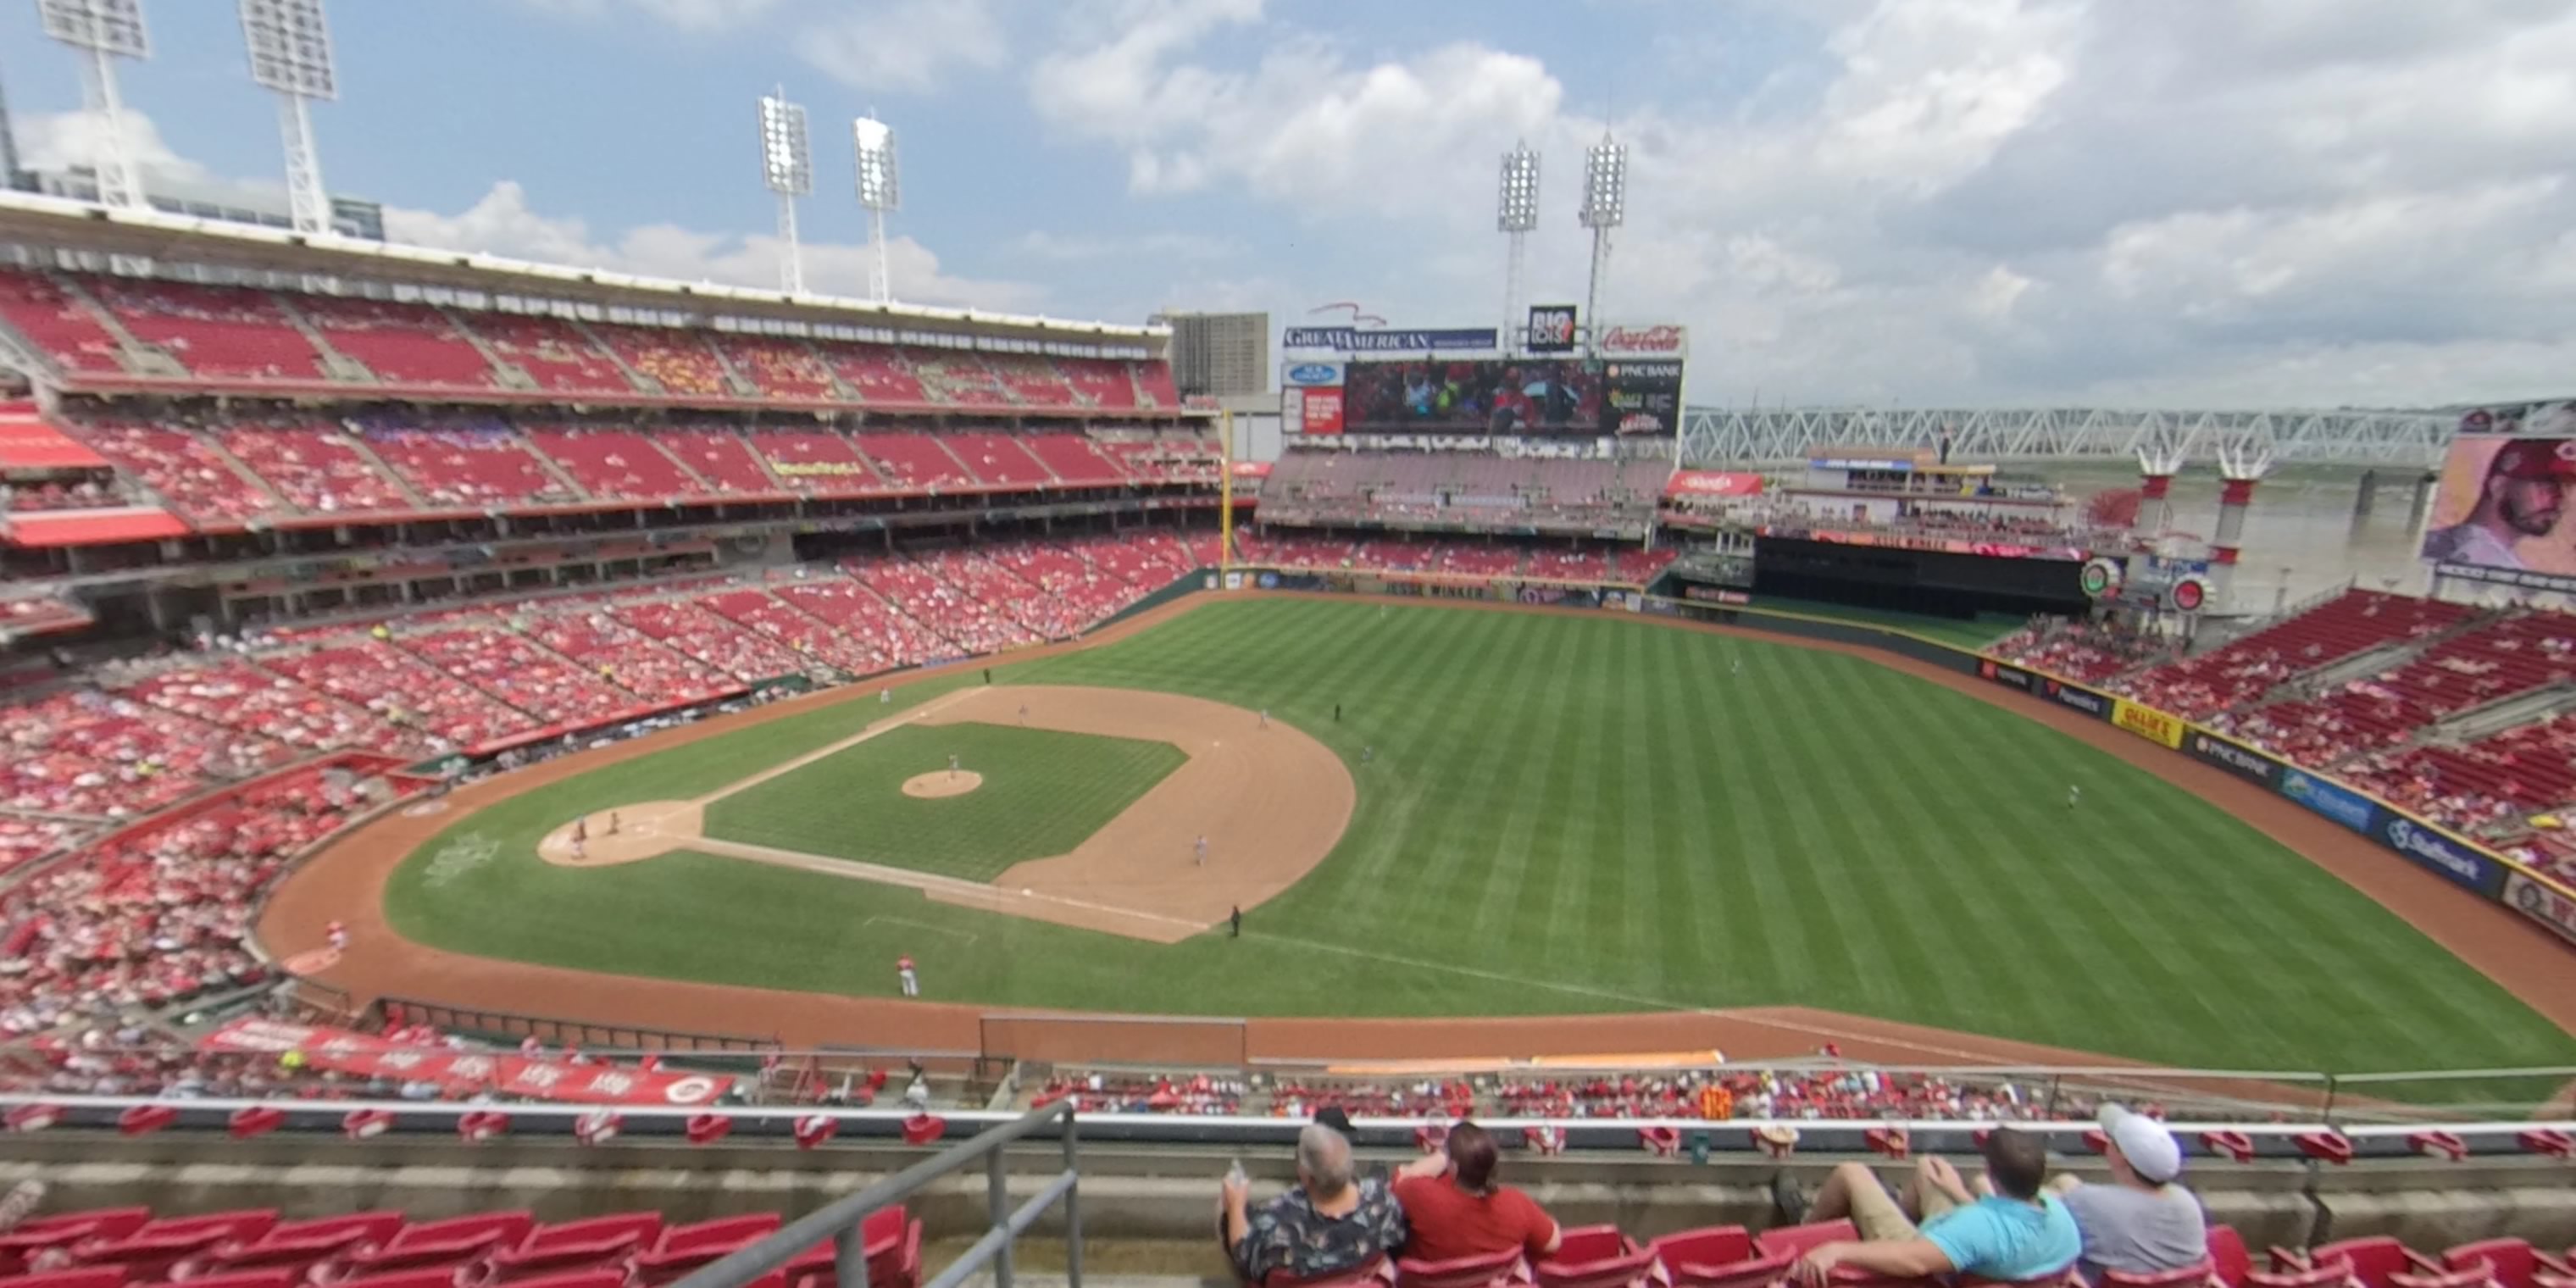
897, 955, 919, 997
2067, 784, 2082, 810
573, 816, 587, 844
325, 919, 349, 953
1194, 835, 1209, 865
948, 753, 960, 780
606, 812, 620, 836
1019, 702, 1030, 724
1731, 658, 1741, 676
1362, 745, 1375, 764
880, 688, 891, 705
1258, 708, 1270, 730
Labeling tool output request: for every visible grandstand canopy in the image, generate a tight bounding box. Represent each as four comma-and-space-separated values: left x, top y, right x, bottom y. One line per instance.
0, 192, 1163, 355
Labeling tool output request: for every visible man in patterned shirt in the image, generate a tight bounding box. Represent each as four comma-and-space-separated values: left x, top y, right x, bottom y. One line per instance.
1221, 1124, 1409, 1283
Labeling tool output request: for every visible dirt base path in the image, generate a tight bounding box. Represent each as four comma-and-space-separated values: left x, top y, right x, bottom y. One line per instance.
257, 590, 2576, 1066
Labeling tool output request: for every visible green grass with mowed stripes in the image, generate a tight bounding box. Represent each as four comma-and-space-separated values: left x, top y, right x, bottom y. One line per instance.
382, 597, 2575, 1073
704, 723, 1185, 880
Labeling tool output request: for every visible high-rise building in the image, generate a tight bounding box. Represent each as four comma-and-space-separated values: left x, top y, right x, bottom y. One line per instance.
1150, 310, 1269, 398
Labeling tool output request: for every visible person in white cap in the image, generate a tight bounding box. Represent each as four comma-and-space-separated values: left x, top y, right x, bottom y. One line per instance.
2054, 1103, 2208, 1285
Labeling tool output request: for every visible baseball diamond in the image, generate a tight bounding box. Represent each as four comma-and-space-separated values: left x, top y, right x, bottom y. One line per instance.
264, 593, 2576, 1085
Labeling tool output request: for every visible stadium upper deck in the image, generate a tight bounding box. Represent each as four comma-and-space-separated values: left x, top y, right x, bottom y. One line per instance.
0, 194, 1185, 417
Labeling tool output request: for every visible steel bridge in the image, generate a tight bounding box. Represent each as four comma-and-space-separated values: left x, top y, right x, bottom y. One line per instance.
1678, 407, 2453, 468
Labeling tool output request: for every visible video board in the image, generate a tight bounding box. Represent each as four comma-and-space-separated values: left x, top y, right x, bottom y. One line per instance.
1339, 358, 1681, 436
2421, 406, 2576, 592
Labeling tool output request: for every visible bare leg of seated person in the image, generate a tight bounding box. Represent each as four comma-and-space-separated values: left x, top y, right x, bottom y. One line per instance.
1802, 1162, 1923, 1241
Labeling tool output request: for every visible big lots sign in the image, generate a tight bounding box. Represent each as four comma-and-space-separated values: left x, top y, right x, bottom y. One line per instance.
1596, 324, 1689, 358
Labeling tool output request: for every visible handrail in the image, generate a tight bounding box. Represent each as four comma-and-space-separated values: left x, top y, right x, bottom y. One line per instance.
668, 1100, 1080, 1288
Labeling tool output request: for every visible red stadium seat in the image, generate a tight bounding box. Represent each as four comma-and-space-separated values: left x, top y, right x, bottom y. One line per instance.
1755, 1223, 1857, 1263
2307, 1238, 2426, 1288
1263, 1255, 1391, 1288
494, 1272, 629, 1288
0, 1213, 150, 1276
485, 1214, 663, 1283
179, 1210, 402, 1282
780, 1207, 919, 1288
2104, 1261, 2224, 1288
333, 1269, 470, 1288
1532, 1229, 1654, 1288
0, 1269, 131, 1288
1394, 1248, 1527, 1288
2444, 1241, 2572, 1288
74, 1213, 279, 1281
630, 1215, 783, 1287
335, 1214, 533, 1280
1652, 1230, 1785, 1288
174, 1270, 300, 1288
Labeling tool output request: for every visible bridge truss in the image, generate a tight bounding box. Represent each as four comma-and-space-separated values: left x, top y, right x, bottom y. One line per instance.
1678, 407, 2454, 468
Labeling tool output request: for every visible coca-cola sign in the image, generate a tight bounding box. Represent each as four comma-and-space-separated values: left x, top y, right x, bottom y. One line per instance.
1596, 324, 1689, 358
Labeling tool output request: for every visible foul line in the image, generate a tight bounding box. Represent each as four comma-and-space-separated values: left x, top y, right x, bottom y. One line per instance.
691, 686, 984, 808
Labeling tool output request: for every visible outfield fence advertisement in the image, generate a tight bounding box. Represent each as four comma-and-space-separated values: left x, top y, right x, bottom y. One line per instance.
2111, 699, 2186, 749
2506, 871, 2576, 945
2183, 730, 2281, 789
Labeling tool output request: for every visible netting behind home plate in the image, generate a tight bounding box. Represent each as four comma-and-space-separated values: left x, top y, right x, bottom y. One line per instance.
979, 1012, 1250, 1066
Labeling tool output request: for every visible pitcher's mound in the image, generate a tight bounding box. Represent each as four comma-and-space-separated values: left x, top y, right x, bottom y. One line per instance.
903, 771, 984, 798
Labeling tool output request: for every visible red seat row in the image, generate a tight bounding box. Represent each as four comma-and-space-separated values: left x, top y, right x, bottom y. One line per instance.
0, 1206, 920, 1288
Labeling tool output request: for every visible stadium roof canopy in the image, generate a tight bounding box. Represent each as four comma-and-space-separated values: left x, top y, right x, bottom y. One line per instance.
0, 191, 1163, 353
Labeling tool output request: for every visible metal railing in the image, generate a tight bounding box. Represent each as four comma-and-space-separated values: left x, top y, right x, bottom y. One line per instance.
669, 1101, 1081, 1288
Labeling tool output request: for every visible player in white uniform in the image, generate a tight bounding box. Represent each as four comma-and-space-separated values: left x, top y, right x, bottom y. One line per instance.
1194, 835, 1209, 865
2067, 784, 2081, 810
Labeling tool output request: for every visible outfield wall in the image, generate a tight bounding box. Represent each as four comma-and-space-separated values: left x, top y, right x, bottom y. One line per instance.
1647, 595, 2576, 950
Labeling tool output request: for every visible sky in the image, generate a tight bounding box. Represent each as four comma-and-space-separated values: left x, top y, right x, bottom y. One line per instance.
2, 0, 2573, 410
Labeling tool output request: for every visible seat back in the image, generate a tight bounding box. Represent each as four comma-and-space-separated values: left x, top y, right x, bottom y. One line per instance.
2209, 1229, 2252, 1288
1554, 1230, 1629, 1264
177, 1270, 298, 1288
0, 1269, 131, 1288
525, 1214, 663, 1252
2446, 1243, 2540, 1288
1263, 1253, 1391, 1288
1757, 1222, 1857, 1263
2105, 1261, 2224, 1288
337, 1270, 467, 1288
1396, 1249, 1528, 1288
1651, 1230, 1756, 1274
2314, 1239, 2418, 1288
500, 1272, 630, 1288
1665, 1249, 1794, 1288
1536, 1245, 1657, 1288
657, 1215, 786, 1258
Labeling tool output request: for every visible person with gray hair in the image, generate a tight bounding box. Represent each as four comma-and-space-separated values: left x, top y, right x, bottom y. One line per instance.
1220, 1123, 1409, 1283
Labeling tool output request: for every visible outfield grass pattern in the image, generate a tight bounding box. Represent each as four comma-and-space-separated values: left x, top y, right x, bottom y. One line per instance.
386, 599, 2576, 1074
704, 723, 1186, 880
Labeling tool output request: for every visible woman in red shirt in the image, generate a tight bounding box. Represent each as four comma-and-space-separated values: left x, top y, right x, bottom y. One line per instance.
1392, 1121, 1564, 1263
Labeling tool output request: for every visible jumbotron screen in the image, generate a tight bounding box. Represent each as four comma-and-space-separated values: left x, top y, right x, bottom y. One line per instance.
1341, 358, 1681, 436
2421, 404, 2576, 592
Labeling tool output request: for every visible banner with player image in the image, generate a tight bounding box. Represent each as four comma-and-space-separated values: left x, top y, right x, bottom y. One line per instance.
2421, 408, 2576, 591
1341, 358, 1681, 436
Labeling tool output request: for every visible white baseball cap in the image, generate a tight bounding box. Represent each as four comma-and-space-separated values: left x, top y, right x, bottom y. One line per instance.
2098, 1103, 2183, 1184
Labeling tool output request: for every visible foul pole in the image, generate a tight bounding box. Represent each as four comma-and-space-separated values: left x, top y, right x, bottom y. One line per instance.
1218, 408, 1235, 575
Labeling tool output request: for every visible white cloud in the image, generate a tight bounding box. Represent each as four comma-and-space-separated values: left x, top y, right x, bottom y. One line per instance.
1010, 230, 1240, 263
382, 180, 1046, 313
798, 0, 1009, 94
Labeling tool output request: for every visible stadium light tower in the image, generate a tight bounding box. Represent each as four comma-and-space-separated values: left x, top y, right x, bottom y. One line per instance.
1497, 141, 1539, 353
38, 0, 150, 210
237, 0, 337, 236
852, 114, 900, 303
1578, 130, 1628, 353
757, 88, 813, 294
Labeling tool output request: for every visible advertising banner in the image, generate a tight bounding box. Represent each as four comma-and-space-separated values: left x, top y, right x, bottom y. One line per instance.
1284, 326, 1498, 353
2506, 870, 2576, 945
1684, 586, 1754, 606
1757, 525, 2088, 562
2277, 768, 2379, 835
1603, 361, 1685, 436
1282, 361, 1346, 387
199, 1019, 734, 1106
2419, 425, 2576, 593
2375, 813, 2504, 897
2110, 699, 2186, 749
1666, 470, 1765, 498
1977, 658, 2034, 692
1527, 305, 1579, 354
2040, 677, 2111, 719
2183, 728, 2281, 789
1230, 459, 1273, 478
1300, 388, 1346, 436
1595, 324, 1690, 358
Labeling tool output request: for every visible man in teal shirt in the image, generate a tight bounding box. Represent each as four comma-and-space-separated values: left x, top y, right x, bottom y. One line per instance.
1780, 1128, 2081, 1285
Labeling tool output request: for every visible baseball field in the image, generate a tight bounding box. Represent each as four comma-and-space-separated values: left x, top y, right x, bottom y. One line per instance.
304, 593, 2576, 1078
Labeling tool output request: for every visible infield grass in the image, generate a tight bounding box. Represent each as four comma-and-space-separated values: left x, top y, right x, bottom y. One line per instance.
384, 597, 2576, 1075
703, 723, 1185, 880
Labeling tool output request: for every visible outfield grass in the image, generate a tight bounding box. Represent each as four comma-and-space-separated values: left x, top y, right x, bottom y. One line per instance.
703, 723, 1185, 880
384, 597, 2576, 1074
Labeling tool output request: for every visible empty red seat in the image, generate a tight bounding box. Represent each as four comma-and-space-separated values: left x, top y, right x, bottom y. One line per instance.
0, 1269, 130, 1288
0, 1211, 152, 1274
1533, 1229, 1654, 1288
1392, 1248, 1525, 1288
486, 1214, 663, 1284
1755, 1222, 1857, 1263
631, 1215, 783, 1287
1652, 1230, 1785, 1288
496, 1272, 628, 1288
335, 1213, 533, 1279
2443, 1241, 2570, 1288
2301, 1238, 2423, 1288
173, 1269, 299, 1288
74, 1213, 279, 1281
2104, 1262, 2223, 1288
333, 1269, 469, 1288
184, 1212, 404, 1280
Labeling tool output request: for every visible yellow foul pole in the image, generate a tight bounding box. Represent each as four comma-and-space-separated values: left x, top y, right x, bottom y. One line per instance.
1218, 407, 1235, 575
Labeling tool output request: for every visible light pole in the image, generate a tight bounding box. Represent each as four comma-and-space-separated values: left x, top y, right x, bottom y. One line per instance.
238, 0, 338, 236
1579, 132, 1627, 353
852, 114, 900, 303
1497, 141, 1539, 353
758, 90, 813, 294
38, 0, 150, 211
